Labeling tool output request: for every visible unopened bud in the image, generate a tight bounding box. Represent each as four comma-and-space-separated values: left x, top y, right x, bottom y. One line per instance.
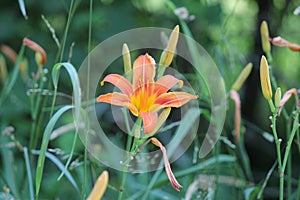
122, 43, 132, 81
0, 54, 8, 84
159, 25, 179, 67
260, 21, 271, 54
275, 87, 281, 108
260, 56, 272, 100
23, 38, 47, 65
231, 63, 253, 91
1, 45, 17, 63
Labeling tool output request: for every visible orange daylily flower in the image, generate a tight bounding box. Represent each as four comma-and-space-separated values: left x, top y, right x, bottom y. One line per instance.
97, 53, 198, 134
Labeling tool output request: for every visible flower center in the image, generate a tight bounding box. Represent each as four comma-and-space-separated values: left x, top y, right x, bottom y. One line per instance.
130, 84, 157, 113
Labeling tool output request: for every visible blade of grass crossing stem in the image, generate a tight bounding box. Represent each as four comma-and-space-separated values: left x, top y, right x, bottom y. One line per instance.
32, 150, 79, 193
35, 105, 73, 197
18, 0, 28, 19
23, 147, 34, 200
52, 62, 81, 123
0, 45, 25, 106
57, 128, 78, 180
142, 108, 201, 199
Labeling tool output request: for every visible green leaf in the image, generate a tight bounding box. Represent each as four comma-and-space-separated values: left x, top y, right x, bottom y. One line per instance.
52, 62, 81, 123
18, 0, 28, 19
23, 147, 34, 200
32, 149, 79, 194
35, 105, 73, 197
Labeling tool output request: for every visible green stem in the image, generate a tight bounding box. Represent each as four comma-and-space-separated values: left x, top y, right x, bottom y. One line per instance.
270, 113, 283, 200
282, 111, 299, 172
30, 72, 46, 149
82, 1, 93, 199
118, 118, 141, 200
286, 120, 292, 199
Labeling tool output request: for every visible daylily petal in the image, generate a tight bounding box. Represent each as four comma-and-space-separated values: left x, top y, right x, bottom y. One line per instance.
148, 108, 171, 135
155, 75, 183, 95
155, 92, 198, 108
150, 138, 182, 192
133, 54, 156, 90
101, 74, 133, 97
97, 92, 138, 116
141, 112, 158, 134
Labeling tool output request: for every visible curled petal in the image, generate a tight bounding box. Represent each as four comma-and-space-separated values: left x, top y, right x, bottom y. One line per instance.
229, 90, 241, 143
156, 75, 183, 95
141, 112, 158, 134
278, 88, 299, 116
155, 92, 198, 108
87, 170, 109, 200
133, 54, 156, 90
101, 74, 133, 97
150, 138, 182, 192
23, 38, 47, 64
270, 36, 300, 52
97, 92, 138, 116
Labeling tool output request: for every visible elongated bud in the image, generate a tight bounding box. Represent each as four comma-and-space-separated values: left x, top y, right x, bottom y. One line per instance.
270, 36, 300, 52
159, 25, 179, 67
231, 63, 253, 91
87, 170, 109, 200
0, 54, 8, 83
260, 21, 271, 54
122, 43, 132, 81
1, 44, 17, 63
229, 90, 241, 143
23, 38, 47, 65
260, 56, 272, 100
274, 87, 281, 108
278, 88, 299, 116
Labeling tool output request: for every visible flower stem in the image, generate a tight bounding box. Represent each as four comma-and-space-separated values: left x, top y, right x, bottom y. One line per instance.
282, 111, 299, 172
270, 113, 283, 200
118, 117, 141, 200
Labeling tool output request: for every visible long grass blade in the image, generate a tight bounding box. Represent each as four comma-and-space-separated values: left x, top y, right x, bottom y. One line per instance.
18, 0, 28, 19
23, 147, 34, 200
32, 149, 79, 193
35, 105, 73, 197
51, 62, 81, 123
